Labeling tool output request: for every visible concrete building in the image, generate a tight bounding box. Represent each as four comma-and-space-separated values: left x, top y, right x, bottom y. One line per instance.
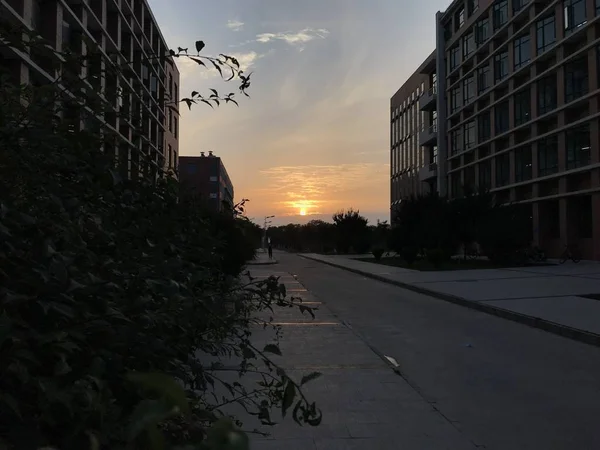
0, 0, 180, 179
392, 0, 600, 260
179, 153, 234, 212
390, 50, 437, 213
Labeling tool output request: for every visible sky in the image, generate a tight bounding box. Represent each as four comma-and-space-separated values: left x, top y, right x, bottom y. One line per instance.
147, 0, 451, 225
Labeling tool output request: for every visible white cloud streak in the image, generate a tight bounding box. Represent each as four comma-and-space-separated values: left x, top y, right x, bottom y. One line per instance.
255, 28, 329, 50
227, 20, 244, 31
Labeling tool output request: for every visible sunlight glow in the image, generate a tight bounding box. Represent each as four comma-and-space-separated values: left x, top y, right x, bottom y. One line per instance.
299, 208, 307, 216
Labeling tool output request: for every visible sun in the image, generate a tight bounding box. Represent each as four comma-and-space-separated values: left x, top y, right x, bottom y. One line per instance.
299, 208, 307, 216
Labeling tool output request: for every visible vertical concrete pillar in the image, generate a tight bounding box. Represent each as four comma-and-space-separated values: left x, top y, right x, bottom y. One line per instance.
532, 201, 541, 247
436, 11, 448, 197
559, 197, 568, 247
593, 192, 600, 261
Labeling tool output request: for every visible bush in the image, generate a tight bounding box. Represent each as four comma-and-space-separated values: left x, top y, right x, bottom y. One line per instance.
0, 29, 321, 450
427, 248, 446, 268
372, 248, 385, 261
400, 246, 419, 265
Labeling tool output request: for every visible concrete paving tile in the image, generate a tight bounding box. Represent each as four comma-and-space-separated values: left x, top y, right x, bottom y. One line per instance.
314, 437, 399, 450
250, 438, 316, 449
484, 295, 600, 334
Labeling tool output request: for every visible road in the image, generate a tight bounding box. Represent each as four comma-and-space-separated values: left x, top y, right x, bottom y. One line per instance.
249, 252, 600, 449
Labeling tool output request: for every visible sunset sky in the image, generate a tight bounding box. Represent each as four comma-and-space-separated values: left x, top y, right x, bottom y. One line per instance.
147, 0, 450, 225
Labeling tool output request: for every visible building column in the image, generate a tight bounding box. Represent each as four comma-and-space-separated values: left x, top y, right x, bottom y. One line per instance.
532, 201, 541, 247
593, 191, 600, 261
559, 197, 569, 248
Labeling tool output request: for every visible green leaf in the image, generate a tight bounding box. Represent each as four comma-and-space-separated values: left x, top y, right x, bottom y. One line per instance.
128, 399, 173, 441
263, 344, 281, 356
126, 372, 190, 415
190, 57, 206, 67
195, 40, 205, 53
282, 381, 295, 417
210, 59, 223, 77
300, 372, 322, 386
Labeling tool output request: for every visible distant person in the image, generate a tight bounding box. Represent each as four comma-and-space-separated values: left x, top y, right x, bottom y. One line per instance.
268, 242, 273, 260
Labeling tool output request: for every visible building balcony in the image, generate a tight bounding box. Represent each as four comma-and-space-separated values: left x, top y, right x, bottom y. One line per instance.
419, 123, 437, 146
419, 85, 437, 111
419, 162, 438, 182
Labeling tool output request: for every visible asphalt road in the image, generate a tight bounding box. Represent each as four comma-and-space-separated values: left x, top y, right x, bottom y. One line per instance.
278, 252, 600, 450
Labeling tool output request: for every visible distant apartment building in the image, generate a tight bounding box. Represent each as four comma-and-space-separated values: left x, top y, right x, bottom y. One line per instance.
390, 50, 437, 212
0, 0, 180, 179
391, 0, 600, 260
179, 153, 234, 212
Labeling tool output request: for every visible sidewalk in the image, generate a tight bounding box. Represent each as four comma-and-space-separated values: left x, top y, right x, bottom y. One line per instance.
247, 250, 278, 265
300, 254, 600, 346
242, 266, 478, 449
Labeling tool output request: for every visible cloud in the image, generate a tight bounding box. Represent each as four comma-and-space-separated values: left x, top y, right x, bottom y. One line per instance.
258, 163, 387, 216
255, 28, 329, 50
227, 20, 244, 31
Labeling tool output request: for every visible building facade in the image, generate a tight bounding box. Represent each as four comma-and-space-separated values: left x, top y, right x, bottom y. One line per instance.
392, 0, 600, 259
0, 0, 180, 179
390, 51, 437, 215
179, 153, 234, 212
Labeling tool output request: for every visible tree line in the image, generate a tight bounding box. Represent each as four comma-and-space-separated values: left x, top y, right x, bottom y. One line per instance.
268, 191, 533, 266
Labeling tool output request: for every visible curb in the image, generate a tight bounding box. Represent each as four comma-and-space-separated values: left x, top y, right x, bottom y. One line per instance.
300, 255, 600, 348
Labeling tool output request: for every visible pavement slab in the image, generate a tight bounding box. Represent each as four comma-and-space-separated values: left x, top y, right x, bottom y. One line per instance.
246, 263, 478, 450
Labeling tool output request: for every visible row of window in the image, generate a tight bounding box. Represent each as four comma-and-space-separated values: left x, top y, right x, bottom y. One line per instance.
448, 1, 594, 75
391, 82, 426, 120
450, 123, 591, 192
450, 51, 590, 118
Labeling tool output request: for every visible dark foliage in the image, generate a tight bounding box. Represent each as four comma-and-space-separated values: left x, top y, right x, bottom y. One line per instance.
0, 23, 321, 450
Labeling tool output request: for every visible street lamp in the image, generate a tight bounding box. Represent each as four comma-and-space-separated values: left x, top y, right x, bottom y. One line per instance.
262, 215, 275, 252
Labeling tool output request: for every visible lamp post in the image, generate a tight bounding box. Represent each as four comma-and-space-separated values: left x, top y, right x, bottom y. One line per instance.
262, 215, 275, 252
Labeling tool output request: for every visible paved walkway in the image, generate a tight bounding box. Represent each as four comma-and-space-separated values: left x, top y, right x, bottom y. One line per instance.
244, 265, 478, 449
301, 254, 600, 343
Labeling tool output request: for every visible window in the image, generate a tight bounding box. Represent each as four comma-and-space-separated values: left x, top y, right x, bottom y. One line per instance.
430, 146, 438, 164
167, 144, 173, 168
538, 74, 557, 114
494, 101, 509, 134
173, 116, 178, 139
514, 88, 531, 126
468, 0, 479, 16
464, 120, 476, 149
168, 109, 173, 132
494, 49, 508, 82
566, 123, 591, 169
174, 83, 178, 104
451, 86, 462, 113
209, 176, 218, 182
456, 7, 465, 30
493, 0, 509, 30
477, 65, 490, 93
451, 128, 462, 155
515, 146, 532, 182
450, 172, 462, 198
514, 0, 530, 13
597, 0, 600, 16
564, 56, 588, 102
495, 152, 510, 187
463, 76, 475, 104
478, 111, 491, 141
475, 18, 489, 44
537, 15, 556, 54
538, 136, 559, 176
479, 159, 492, 189
463, 32, 475, 58
564, 0, 587, 33
449, 45, 460, 71
513, 35, 531, 70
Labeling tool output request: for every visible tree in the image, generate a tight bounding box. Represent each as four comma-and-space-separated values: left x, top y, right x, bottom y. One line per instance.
0, 20, 321, 450
332, 209, 370, 254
